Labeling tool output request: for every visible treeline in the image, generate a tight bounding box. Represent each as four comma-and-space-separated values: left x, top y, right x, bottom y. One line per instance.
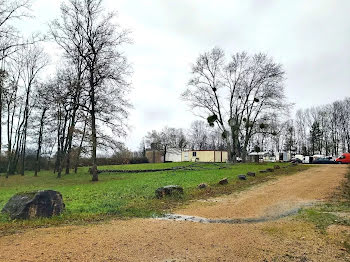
144, 96, 350, 159
282, 98, 350, 156
0, 0, 131, 180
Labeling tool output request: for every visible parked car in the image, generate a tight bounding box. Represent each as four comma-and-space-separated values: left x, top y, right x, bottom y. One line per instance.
312, 158, 336, 164
336, 153, 350, 164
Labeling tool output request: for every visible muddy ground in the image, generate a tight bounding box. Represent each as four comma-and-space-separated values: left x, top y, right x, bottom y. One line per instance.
0, 165, 349, 262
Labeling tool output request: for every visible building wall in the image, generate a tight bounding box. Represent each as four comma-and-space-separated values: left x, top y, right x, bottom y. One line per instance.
145, 150, 164, 163
182, 150, 228, 162
182, 151, 189, 161
165, 149, 182, 162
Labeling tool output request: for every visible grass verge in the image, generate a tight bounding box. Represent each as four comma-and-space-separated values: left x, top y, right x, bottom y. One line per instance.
0, 162, 308, 235
297, 165, 350, 252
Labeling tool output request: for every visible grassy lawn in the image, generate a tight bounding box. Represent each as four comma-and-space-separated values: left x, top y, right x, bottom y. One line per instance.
98, 162, 194, 170
0, 162, 307, 234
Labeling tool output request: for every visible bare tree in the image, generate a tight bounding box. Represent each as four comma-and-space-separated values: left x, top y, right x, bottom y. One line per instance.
0, 0, 32, 60
33, 83, 50, 176
51, 0, 132, 181
3, 43, 47, 177
183, 47, 287, 162
0, 0, 33, 157
188, 120, 209, 150
73, 110, 90, 173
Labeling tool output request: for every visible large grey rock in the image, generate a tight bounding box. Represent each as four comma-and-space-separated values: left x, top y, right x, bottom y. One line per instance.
259, 170, 267, 173
155, 185, 183, 199
247, 172, 256, 177
218, 178, 228, 185
274, 165, 281, 169
1, 190, 65, 220
266, 168, 274, 172
238, 175, 247, 180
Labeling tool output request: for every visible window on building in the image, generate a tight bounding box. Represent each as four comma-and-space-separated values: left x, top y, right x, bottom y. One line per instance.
192, 152, 197, 157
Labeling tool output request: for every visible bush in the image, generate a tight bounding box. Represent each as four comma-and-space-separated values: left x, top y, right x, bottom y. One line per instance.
129, 157, 149, 164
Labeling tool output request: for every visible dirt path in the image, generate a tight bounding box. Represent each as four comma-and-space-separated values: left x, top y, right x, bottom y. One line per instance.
174, 165, 346, 221
0, 165, 349, 262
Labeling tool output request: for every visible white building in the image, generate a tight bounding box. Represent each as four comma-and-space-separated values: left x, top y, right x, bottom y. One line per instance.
165, 148, 182, 162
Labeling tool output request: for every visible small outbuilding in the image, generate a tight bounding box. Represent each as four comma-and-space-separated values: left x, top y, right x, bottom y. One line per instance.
146, 149, 228, 163
145, 150, 164, 163
182, 150, 228, 163
165, 148, 182, 162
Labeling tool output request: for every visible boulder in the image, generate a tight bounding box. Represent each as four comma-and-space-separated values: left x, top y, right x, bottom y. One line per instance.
259, 170, 267, 173
1, 190, 65, 220
155, 185, 183, 199
218, 178, 228, 185
197, 183, 208, 189
247, 172, 256, 177
266, 168, 274, 172
238, 175, 247, 180
274, 165, 281, 169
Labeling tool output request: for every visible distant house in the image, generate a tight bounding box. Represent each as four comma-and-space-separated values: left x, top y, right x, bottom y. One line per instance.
146, 149, 228, 163
182, 150, 228, 163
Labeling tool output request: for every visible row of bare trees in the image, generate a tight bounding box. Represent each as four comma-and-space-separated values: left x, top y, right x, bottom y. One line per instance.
144, 95, 350, 161
279, 99, 350, 157
0, 0, 131, 181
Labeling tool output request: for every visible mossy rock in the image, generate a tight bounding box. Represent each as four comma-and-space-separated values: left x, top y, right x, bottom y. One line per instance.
1, 190, 65, 220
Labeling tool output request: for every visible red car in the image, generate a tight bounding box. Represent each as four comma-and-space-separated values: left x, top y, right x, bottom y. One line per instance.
336, 153, 350, 164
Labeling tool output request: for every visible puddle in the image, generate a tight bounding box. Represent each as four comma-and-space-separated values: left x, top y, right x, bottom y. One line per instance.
157, 203, 315, 224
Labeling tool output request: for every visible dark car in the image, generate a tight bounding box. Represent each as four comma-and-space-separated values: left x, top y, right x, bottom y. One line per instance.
312, 158, 336, 164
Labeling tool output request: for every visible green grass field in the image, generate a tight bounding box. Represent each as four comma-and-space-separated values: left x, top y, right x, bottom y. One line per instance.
0, 162, 307, 234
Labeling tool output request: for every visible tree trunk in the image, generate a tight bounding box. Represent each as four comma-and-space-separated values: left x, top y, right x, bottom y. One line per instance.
20, 82, 31, 176
163, 145, 167, 163
20, 144, 25, 175
34, 108, 46, 177
0, 82, 2, 160
56, 152, 62, 179
90, 74, 98, 182
74, 118, 87, 174
56, 115, 61, 178
0, 69, 5, 161
65, 106, 78, 174
241, 133, 250, 163
242, 147, 248, 163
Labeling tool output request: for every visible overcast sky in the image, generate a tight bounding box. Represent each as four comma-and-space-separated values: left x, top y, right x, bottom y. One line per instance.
21, 0, 350, 150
